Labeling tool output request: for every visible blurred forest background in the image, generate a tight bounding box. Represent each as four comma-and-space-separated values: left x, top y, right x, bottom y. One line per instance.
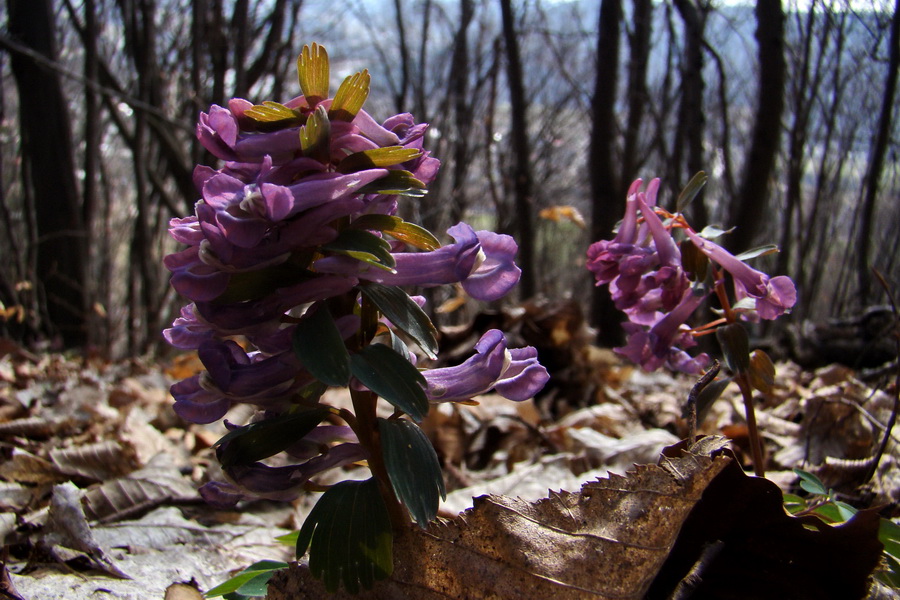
0, 0, 897, 359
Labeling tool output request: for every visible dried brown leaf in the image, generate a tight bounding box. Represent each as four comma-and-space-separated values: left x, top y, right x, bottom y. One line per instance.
50, 441, 138, 482
267, 439, 731, 599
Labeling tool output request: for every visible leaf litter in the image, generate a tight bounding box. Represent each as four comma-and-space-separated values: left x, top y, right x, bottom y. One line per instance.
0, 301, 897, 599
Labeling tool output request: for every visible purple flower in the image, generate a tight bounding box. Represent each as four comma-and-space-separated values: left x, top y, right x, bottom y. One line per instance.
422, 330, 549, 402
356, 223, 521, 302
684, 229, 797, 320
615, 288, 711, 374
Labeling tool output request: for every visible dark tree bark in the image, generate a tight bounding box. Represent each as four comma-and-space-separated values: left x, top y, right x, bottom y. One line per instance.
448, 0, 476, 226
856, 0, 900, 303
499, 0, 536, 298
727, 0, 786, 254
621, 0, 652, 195
589, 0, 623, 346
672, 0, 708, 227
6, 0, 88, 347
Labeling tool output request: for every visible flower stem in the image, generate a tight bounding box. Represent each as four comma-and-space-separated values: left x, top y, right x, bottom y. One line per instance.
735, 373, 766, 477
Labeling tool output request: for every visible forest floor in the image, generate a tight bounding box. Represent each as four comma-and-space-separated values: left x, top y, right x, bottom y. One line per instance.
0, 332, 897, 599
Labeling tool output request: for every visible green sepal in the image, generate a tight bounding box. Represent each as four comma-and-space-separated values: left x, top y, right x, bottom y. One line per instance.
748, 349, 775, 394
299, 105, 331, 163
329, 70, 370, 122
292, 303, 351, 387
351, 215, 440, 251
356, 170, 427, 197
297, 43, 330, 105
204, 560, 289, 597
361, 283, 438, 359
321, 229, 397, 272
243, 101, 303, 128
337, 147, 423, 174
296, 478, 393, 593
215, 405, 331, 468
734, 244, 779, 261
349, 344, 428, 422
379, 418, 446, 527
715, 322, 750, 375
676, 171, 708, 213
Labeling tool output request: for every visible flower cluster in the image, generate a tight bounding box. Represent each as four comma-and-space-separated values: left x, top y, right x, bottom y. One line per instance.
586, 178, 797, 374
164, 45, 548, 506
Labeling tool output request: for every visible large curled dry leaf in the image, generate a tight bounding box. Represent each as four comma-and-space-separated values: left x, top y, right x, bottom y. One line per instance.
267, 437, 883, 599
268, 438, 730, 599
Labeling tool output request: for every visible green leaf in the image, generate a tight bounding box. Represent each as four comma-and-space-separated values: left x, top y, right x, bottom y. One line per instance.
275, 531, 299, 546
715, 322, 751, 375
205, 560, 289, 597
833, 500, 858, 522
812, 502, 845, 524
680, 239, 709, 281
356, 170, 427, 197
379, 418, 446, 527
350, 215, 440, 251
349, 344, 428, 422
321, 229, 396, 272
296, 478, 393, 593
361, 283, 438, 360
299, 105, 331, 162
734, 244, 779, 261
748, 349, 776, 394
879, 518, 900, 558
329, 70, 370, 122
876, 552, 900, 588
297, 43, 329, 105
676, 171, 708, 213
695, 375, 732, 422
292, 303, 350, 387
794, 468, 828, 496
337, 147, 423, 174
216, 406, 331, 468
782, 493, 808, 514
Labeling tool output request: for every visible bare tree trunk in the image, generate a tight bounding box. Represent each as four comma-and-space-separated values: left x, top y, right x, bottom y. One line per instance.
498, 0, 536, 298
672, 0, 708, 227
589, 0, 623, 346
449, 0, 476, 226
728, 0, 785, 254
856, 0, 900, 303
393, 0, 411, 113
621, 0, 651, 194
6, 0, 88, 348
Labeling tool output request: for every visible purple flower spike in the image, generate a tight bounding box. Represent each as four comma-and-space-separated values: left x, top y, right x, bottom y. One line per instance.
684, 229, 797, 320
422, 330, 548, 402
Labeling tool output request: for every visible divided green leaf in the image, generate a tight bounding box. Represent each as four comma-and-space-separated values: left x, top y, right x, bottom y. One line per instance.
297, 43, 329, 104
748, 349, 776, 394
349, 344, 428, 422
296, 478, 393, 593
216, 405, 331, 468
329, 70, 370, 122
716, 322, 751, 375
794, 468, 829, 496
361, 283, 438, 359
292, 303, 350, 387
379, 418, 446, 527
205, 560, 289, 597
321, 229, 397, 272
